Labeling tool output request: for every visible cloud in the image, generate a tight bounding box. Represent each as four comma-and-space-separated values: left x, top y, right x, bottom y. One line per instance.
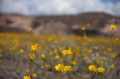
0, 0, 120, 16
0, 0, 30, 15
113, 1, 120, 16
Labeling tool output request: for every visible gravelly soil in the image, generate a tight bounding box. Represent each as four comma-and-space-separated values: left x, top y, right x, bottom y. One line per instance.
0, 58, 27, 79
0, 57, 120, 79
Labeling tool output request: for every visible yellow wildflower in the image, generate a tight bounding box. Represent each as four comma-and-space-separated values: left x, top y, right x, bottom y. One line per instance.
81, 27, 86, 31
110, 24, 117, 30
40, 54, 46, 59
96, 60, 103, 65
26, 68, 30, 73
64, 66, 72, 72
19, 49, 25, 54
111, 64, 115, 68
87, 49, 93, 54
23, 76, 31, 79
115, 38, 119, 41
88, 65, 97, 72
71, 60, 77, 65
20, 49, 24, 53
29, 54, 35, 60
55, 64, 64, 72
49, 52, 53, 56
31, 43, 40, 51
62, 49, 72, 56
87, 23, 91, 27
55, 55, 60, 59
31, 73, 37, 78
28, 27, 32, 32
54, 48, 58, 53
98, 67, 105, 73
45, 64, 49, 68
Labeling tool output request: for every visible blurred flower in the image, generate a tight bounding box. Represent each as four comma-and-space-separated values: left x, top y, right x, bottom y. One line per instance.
23, 76, 31, 79
75, 46, 80, 51
55, 64, 64, 72
115, 37, 119, 41
26, 68, 30, 73
111, 64, 115, 68
98, 67, 105, 73
87, 23, 91, 27
83, 35, 88, 40
49, 52, 53, 56
54, 48, 58, 53
87, 49, 93, 54
71, 60, 77, 65
19, 49, 25, 54
62, 49, 72, 56
40, 54, 46, 59
45, 64, 49, 68
20, 49, 25, 53
81, 27, 86, 31
110, 24, 117, 30
29, 54, 35, 60
28, 27, 32, 32
55, 55, 60, 59
64, 66, 72, 72
96, 60, 103, 65
107, 48, 112, 52
112, 53, 117, 58
88, 65, 97, 72
31, 43, 41, 51
31, 73, 37, 78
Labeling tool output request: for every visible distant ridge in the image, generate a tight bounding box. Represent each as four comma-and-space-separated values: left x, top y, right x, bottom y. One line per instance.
0, 12, 120, 36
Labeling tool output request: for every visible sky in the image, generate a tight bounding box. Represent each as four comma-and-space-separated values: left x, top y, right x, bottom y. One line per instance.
0, 0, 120, 16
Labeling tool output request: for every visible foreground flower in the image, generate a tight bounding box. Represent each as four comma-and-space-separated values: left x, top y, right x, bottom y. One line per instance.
55, 64, 64, 72
110, 24, 117, 30
23, 76, 31, 79
62, 49, 72, 56
31, 43, 40, 51
88, 65, 97, 72
64, 66, 72, 72
98, 67, 105, 73
29, 54, 35, 60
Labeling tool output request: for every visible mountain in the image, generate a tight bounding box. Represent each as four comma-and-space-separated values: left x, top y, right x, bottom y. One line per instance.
0, 12, 120, 36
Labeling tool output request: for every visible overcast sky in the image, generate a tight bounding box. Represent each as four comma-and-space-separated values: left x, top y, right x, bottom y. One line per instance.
0, 0, 120, 16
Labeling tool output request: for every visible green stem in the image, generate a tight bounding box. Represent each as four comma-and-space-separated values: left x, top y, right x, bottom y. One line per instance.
90, 72, 96, 79
110, 31, 116, 54
35, 51, 37, 73
95, 73, 100, 79
65, 55, 68, 65
30, 60, 33, 79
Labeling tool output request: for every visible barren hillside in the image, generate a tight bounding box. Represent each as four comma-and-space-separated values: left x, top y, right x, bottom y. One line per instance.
0, 13, 120, 36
